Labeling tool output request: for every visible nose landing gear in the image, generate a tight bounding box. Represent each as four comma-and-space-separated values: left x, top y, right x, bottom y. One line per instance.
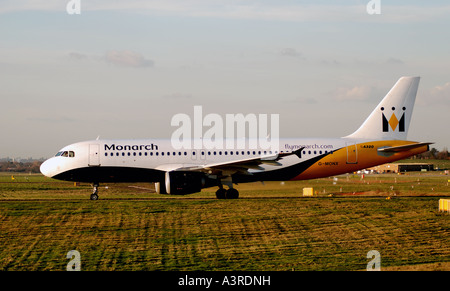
90, 183, 99, 200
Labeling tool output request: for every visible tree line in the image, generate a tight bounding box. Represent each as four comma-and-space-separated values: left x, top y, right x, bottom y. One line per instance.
414, 147, 449, 160
0, 161, 43, 173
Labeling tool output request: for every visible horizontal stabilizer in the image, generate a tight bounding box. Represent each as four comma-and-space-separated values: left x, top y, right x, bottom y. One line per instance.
377, 142, 433, 153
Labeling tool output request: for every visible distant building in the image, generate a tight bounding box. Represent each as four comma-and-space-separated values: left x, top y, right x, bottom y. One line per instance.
369, 163, 434, 173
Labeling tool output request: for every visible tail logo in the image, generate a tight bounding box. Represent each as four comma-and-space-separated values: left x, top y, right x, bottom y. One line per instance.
381, 107, 405, 132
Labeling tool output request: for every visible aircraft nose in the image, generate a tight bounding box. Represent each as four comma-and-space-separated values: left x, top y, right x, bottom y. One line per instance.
40, 158, 57, 178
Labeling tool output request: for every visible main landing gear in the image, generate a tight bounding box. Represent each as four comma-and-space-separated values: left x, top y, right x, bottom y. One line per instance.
215, 187, 239, 199
90, 183, 99, 200
216, 175, 239, 199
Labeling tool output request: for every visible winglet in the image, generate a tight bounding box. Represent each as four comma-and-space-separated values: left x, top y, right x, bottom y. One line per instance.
278, 147, 304, 159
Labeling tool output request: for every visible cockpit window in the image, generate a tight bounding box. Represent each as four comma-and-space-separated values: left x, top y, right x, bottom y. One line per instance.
56, 151, 75, 158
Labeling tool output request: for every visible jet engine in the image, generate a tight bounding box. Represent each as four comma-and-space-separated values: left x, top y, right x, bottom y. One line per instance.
155, 171, 206, 195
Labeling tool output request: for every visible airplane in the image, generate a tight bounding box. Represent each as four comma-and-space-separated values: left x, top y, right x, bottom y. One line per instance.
40, 76, 432, 200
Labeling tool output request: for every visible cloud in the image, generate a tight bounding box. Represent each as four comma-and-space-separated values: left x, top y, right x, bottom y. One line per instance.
427, 82, 450, 105
386, 57, 404, 65
283, 97, 318, 105
27, 116, 76, 123
162, 93, 193, 100
68, 52, 88, 61
335, 86, 372, 101
320, 59, 341, 66
65, 50, 154, 68
104, 50, 154, 68
280, 48, 301, 57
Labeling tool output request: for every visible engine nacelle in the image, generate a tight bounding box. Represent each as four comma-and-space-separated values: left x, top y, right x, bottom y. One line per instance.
164, 171, 205, 195
154, 181, 167, 194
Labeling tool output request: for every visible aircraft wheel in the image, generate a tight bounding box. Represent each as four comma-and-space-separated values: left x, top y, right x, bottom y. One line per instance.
91, 183, 99, 200
215, 188, 227, 199
226, 188, 239, 199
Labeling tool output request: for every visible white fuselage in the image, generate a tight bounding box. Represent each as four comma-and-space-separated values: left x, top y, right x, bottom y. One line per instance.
40, 137, 346, 181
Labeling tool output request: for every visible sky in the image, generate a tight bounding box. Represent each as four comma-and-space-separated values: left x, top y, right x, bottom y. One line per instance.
1, 0, 449, 158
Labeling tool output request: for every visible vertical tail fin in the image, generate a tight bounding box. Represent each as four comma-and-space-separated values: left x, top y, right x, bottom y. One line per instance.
345, 76, 420, 140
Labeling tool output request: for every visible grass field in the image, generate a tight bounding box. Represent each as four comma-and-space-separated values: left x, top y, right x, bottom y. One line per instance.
0, 167, 449, 271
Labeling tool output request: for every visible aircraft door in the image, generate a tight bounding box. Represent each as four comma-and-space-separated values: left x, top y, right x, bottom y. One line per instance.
346, 142, 358, 164
89, 144, 101, 166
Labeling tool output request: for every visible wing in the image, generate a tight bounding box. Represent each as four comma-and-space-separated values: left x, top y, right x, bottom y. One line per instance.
171, 148, 304, 176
